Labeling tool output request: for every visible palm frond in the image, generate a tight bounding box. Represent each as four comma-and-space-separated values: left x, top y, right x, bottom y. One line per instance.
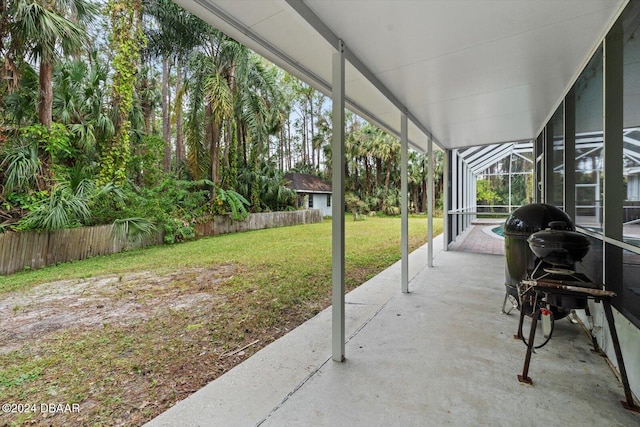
12, 0, 88, 61
18, 180, 91, 230
216, 187, 249, 220
205, 73, 233, 122
112, 217, 157, 244
0, 141, 41, 193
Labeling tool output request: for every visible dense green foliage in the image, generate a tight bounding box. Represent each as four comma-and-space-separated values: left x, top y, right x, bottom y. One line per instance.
0, 0, 445, 239
100, 0, 145, 186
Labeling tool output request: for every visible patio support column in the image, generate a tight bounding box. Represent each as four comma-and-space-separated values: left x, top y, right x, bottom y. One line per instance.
452, 150, 459, 239
401, 111, 409, 293
427, 136, 434, 267
466, 165, 472, 227
331, 39, 346, 362
508, 148, 513, 212
443, 149, 450, 251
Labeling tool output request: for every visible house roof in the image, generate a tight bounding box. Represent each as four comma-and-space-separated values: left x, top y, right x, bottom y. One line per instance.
284, 173, 332, 194
174, 0, 626, 152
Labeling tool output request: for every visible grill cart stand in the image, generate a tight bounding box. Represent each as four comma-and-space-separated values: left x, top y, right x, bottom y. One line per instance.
517, 278, 640, 413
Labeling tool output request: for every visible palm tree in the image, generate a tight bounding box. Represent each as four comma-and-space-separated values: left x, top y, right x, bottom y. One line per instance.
237, 55, 286, 208
356, 122, 380, 197
343, 111, 362, 190
53, 54, 114, 161
172, 29, 226, 183
2, 62, 39, 126
184, 34, 285, 204
408, 150, 427, 212
8, 0, 97, 127
375, 132, 400, 192
144, 0, 210, 172
136, 64, 161, 136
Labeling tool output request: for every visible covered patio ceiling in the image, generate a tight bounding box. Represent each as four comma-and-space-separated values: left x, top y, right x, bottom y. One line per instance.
174, 0, 626, 152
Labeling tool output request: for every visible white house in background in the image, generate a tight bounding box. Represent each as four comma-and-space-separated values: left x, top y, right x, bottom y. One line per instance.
284, 172, 332, 217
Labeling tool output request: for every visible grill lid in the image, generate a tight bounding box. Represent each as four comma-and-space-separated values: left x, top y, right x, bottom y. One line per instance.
527, 226, 591, 266
504, 204, 574, 237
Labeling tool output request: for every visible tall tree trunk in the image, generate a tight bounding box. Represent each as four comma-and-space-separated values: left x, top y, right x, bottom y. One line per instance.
344, 158, 349, 186
142, 69, 153, 135
286, 119, 292, 170
38, 60, 53, 128
249, 138, 261, 212
279, 127, 284, 171
364, 158, 371, 196
211, 125, 221, 185
384, 156, 392, 191
239, 123, 247, 168
143, 110, 152, 136
205, 103, 221, 190
204, 103, 213, 181
302, 114, 307, 165
308, 94, 314, 169
36, 59, 53, 189
221, 118, 232, 184
175, 62, 184, 166
227, 122, 238, 189
162, 57, 172, 172
354, 159, 359, 193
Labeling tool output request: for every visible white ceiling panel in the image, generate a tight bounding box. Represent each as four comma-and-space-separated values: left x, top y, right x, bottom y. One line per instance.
174, 0, 628, 151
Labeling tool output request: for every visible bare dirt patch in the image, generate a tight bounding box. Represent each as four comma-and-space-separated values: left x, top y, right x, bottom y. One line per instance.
0, 266, 234, 355
0, 264, 307, 426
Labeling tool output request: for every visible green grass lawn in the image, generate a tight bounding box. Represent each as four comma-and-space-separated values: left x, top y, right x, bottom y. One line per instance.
0, 215, 442, 426
0, 215, 442, 294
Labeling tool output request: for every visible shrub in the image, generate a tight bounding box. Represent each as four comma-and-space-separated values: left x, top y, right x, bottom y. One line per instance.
163, 218, 195, 244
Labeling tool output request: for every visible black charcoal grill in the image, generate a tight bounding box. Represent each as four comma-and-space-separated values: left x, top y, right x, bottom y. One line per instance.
503, 205, 640, 413
503, 203, 591, 320
527, 221, 591, 268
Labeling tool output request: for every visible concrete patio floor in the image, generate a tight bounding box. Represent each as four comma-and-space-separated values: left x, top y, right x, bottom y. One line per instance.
147, 229, 639, 427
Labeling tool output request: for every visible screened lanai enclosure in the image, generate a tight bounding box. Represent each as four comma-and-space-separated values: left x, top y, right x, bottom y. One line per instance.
448, 124, 640, 246
447, 141, 534, 244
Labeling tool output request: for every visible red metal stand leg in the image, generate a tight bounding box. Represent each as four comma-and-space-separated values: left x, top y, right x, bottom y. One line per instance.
518, 309, 538, 385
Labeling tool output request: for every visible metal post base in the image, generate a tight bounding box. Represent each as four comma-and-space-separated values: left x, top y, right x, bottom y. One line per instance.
518, 307, 539, 384
517, 374, 533, 385
602, 301, 640, 413
621, 401, 640, 413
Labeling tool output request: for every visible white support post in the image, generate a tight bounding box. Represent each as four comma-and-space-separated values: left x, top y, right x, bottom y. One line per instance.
443, 149, 450, 251
468, 166, 473, 226
401, 112, 409, 293
508, 149, 513, 212
462, 165, 466, 228
427, 137, 434, 267
331, 39, 346, 362
452, 150, 458, 241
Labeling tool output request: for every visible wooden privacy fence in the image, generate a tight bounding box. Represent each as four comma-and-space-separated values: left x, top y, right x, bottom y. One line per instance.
0, 210, 322, 276
0, 224, 164, 276
194, 209, 322, 237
